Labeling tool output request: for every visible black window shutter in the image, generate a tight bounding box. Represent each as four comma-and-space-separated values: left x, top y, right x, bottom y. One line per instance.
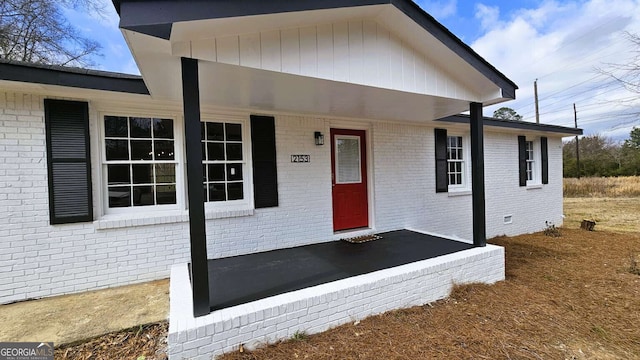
250, 115, 279, 208
434, 128, 448, 193
541, 136, 549, 184
44, 99, 93, 224
518, 135, 527, 187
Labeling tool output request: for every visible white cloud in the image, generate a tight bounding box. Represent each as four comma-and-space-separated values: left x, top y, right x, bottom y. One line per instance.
471, 0, 640, 140
475, 4, 500, 31
417, 0, 458, 19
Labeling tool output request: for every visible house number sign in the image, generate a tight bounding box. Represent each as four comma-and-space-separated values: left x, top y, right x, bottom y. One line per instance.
291, 155, 310, 163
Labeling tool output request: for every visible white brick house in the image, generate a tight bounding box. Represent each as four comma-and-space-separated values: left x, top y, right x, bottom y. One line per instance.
0, 0, 581, 357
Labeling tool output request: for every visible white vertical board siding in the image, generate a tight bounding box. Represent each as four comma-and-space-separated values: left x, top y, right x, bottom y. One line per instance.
216, 36, 240, 65
332, 22, 349, 82
186, 20, 477, 101
362, 20, 378, 87
299, 26, 318, 77
261, 30, 281, 72
316, 24, 334, 79
348, 21, 364, 84
281, 29, 301, 75
239, 33, 261, 68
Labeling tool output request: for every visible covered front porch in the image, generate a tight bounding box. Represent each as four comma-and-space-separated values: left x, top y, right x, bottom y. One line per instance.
168, 230, 504, 359
203, 230, 473, 310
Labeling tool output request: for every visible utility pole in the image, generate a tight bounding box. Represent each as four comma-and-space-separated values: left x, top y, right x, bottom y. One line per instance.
534, 79, 540, 124
574, 103, 580, 179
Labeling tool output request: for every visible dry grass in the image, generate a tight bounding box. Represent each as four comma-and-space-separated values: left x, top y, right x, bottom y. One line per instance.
56, 197, 640, 360
564, 197, 640, 233
55, 322, 167, 360
564, 176, 640, 197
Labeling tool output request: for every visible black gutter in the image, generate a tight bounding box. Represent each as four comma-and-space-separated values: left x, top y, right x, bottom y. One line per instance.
437, 114, 583, 135
0, 59, 149, 95
111, 0, 517, 98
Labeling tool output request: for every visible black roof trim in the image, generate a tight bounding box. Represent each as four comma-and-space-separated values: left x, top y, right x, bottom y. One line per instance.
112, 0, 517, 98
437, 114, 583, 135
0, 59, 149, 95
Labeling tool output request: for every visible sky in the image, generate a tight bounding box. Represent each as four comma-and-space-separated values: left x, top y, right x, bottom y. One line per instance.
67, 0, 640, 140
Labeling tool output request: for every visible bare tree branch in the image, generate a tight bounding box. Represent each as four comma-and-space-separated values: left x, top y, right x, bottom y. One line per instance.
0, 0, 103, 67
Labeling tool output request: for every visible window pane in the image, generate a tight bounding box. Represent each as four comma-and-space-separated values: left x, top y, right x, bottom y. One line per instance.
206, 122, 224, 141
156, 185, 176, 205
227, 164, 243, 181
449, 174, 455, 185
336, 138, 361, 183
108, 164, 130, 185
130, 117, 152, 138
456, 174, 462, 184
132, 164, 153, 184
105, 139, 129, 160
457, 149, 463, 160
226, 143, 243, 161
109, 186, 131, 207
208, 164, 225, 181
226, 123, 242, 141
200, 123, 206, 140
131, 140, 152, 160
155, 164, 175, 184
457, 137, 462, 147
133, 186, 154, 206
154, 140, 175, 160
208, 183, 226, 201
153, 119, 174, 139
105, 116, 128, 137
201, 142, 206, 161
207, 142, 224, 161
227, 182, 243, 200
456, 162, 462, 173
447, 149, 453, 160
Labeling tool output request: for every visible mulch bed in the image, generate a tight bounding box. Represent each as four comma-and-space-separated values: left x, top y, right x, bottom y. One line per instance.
56, 229, 640, 359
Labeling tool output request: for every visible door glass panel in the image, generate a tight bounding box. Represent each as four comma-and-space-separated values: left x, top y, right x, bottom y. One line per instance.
336, 136, 361, 184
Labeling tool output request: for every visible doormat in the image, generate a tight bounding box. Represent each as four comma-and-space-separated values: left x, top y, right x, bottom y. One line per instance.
342, 234, 382, 244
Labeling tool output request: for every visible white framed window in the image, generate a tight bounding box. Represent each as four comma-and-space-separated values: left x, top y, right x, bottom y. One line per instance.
446, 135, 470, 191
102, 115, 180, 212
524, 138, 542, 186
525, 140, 535, 182
335, 135, 362, 184
201, 117, 253, 208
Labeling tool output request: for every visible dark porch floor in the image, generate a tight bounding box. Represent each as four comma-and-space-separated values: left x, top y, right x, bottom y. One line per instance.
206, 230, 473, 310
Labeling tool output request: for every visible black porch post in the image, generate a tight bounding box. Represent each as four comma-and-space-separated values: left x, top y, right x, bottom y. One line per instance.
181, 57, 210, 316
470, 102, 487, 247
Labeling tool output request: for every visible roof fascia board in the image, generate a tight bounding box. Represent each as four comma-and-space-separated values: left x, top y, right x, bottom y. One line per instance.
0, 61, 149, 95
437, 114, 583, 135
117, 0, 387, 39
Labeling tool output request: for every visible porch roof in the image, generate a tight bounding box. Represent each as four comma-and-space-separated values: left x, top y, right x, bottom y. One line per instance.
201, 230, 473, 311
113, 0, 518, 122
438, 114, 584, 136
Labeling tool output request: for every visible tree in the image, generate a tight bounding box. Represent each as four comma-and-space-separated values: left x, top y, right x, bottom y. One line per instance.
493, 107, 523, 121
624, 127, 640, 149
599, 32, 640, 95
0, 0, 105, 67
563, 135, 619, 177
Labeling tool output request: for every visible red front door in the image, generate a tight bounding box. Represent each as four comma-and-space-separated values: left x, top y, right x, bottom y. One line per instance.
331, 129, 368, 231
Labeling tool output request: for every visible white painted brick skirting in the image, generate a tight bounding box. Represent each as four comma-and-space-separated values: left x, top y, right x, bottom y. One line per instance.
167, 244, 505, 359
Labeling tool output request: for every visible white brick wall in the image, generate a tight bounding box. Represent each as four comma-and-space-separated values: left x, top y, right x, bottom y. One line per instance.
167, 244, 505, 359
0, 89, 565, 304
